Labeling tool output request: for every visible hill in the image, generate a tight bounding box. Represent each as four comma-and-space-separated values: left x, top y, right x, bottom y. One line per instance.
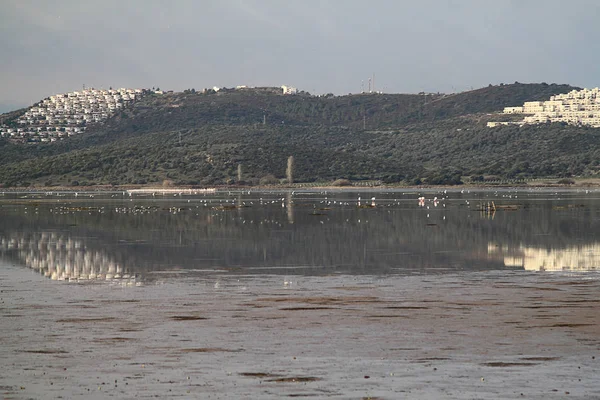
1, 82, 597, 187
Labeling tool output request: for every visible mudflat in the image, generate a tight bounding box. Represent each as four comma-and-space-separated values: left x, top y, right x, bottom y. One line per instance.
1, 263, 599, 399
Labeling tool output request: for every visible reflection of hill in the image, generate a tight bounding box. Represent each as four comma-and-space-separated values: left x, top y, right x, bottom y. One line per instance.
1, 195, 600, 278
0, 203, 506, 277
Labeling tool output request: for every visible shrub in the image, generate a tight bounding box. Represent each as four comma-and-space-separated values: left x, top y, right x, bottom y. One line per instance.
557, 178, 575, 185
259, 174, 279, 185
332, 178, 352, 186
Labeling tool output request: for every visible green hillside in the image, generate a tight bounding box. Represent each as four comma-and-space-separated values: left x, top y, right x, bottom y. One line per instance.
1, 82, 598, 187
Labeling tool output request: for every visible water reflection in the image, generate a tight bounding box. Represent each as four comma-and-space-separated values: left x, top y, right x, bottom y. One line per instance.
497, 245, 600, 271
0, 232, 138, 284
1, 189, 600, 281
286, 192, 294, 224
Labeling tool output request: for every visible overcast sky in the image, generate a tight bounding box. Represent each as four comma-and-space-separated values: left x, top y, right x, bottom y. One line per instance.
1, 0, 599, 112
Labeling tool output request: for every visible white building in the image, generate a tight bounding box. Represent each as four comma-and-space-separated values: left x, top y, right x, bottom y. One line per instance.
503, 106, 523, 114
491, 87, 600, 128
1, 87, 147, 143
281, 85, 298, 95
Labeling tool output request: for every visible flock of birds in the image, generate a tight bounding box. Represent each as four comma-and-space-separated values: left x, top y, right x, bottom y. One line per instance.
5, 188, 599, 220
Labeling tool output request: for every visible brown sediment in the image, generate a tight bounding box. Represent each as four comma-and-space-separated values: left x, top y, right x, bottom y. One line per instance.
509, 286, 562, 291
241, 304, 267, 308
22, 349, 68, 354
554, 281, 597, 286
520, 305, 592, 309
93, 337, 134, 343
331, 286, 376, 291
181, 348, 243, 353
99, 299, 141, 303
418, 357, 451, 361
482, 362, 539, 367
255, 296, 381, 305
267, 377, 322, 383
240, 372, 282, 378
561, 300, 600, 303
279, 307, 335, 311
57, 317, 116, 323
170, 315, 208, 321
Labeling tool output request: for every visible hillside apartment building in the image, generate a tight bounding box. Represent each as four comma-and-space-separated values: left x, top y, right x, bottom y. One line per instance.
488, 87, 600, 128
0, 88, 145, 143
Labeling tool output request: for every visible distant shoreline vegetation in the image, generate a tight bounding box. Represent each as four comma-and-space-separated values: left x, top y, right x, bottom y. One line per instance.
1, 82, 599, 187
1, 176, 597, 192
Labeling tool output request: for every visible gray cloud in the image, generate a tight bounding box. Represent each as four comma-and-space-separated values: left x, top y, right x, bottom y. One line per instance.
1, 0, 599, 109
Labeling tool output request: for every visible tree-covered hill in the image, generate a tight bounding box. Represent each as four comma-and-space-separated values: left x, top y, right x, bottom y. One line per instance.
1, 82, 596, 187
397, 82, 577, 123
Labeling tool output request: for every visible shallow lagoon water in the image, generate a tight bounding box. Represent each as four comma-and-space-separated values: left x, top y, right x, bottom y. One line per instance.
1, 188, 600, 399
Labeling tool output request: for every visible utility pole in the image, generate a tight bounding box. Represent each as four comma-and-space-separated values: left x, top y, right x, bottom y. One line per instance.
373, 73, 375, 93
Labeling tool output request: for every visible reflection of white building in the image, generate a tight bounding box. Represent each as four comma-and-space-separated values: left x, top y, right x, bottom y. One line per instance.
493, 243, 600, 271
0, 232, 139, 284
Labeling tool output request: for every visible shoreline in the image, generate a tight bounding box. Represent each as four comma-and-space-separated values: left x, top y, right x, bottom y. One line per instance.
1, 179, 599, 193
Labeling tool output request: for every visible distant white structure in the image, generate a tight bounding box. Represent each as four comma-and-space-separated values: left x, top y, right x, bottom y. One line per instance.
281, 85, 298, 95
489, 87, 600, 128
503, 106, 524, 114
486, 121, 521, 128
0, 88, 147, 143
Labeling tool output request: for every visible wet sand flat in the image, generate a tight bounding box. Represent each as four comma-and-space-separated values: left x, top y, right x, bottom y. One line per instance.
1, 264, 600, 399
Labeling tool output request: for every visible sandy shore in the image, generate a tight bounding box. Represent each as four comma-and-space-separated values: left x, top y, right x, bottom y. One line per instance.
1, 262, 599, 399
